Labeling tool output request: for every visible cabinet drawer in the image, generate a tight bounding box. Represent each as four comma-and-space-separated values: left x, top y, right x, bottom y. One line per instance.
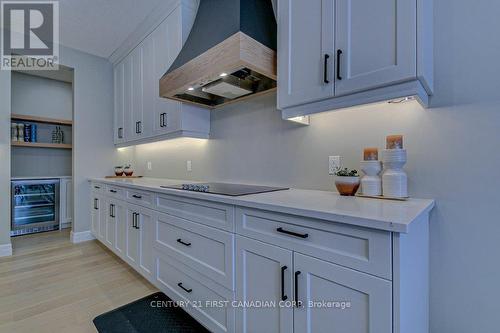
155, 212, 234, 290
156, 194, 234, 231
236, 208, 392, 280
105, 185, 125, 199
126, 188, 155, 208
155, 253, 234, 333
91, 182, 104, 194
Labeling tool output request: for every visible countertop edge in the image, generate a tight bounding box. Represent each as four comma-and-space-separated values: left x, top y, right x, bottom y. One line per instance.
89, 178, 435, 233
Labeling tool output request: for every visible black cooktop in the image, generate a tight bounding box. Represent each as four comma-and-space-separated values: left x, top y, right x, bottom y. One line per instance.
160, 182, 289, 197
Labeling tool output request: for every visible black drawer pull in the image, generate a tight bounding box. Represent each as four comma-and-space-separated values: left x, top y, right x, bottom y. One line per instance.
94, 198, 98, 210
177, 239, 191, 247
94, 186, 100, 189
295, 271, 302, 307
323, 54, 330, 84
281, 266, 288, 301
336, 49, 343, 80
132, 194, 142, 199
276, 227, 309, 239
109, 189, 117, 193
118, 127, 123, 139
177, 282, 192, 293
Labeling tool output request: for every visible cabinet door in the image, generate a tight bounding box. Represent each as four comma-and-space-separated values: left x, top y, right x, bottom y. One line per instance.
278, 0, 335, 109
114, 62, 125, 144
91, 195, 100, 237
131, 46, 144, 140
123, 55, 134, 140
126, 207, 140, 267
335, 0, 416, 96
235, 236, 293, 333
141, 36, 154, 138
114, 200, 127, 257
105, 201, 116, 248
293, 253, 392, 333
137, 208, 154, 280
152, 15, 182, 136
98, 197, 107, 241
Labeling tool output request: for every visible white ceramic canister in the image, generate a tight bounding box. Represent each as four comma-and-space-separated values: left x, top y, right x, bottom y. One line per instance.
382, 149, 408, 197
360, 160, 382, 196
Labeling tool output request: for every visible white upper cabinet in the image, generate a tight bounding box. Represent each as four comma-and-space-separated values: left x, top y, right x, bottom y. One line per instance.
113, 1, 209, 146
278, 0, 433, 118
113, 63, 125, 144
277, 0, 334, 109
335, 0, 416, 96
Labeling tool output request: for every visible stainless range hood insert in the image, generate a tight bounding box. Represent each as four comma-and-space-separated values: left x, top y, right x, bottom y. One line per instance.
159, 0, 277, 109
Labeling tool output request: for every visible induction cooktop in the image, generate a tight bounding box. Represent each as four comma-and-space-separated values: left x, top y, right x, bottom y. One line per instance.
160, 182, 289, 197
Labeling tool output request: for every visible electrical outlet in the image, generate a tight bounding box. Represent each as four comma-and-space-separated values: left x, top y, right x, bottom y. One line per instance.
147, 161, 152, 170
329, 156, 341, 175
186, 160, 192, 172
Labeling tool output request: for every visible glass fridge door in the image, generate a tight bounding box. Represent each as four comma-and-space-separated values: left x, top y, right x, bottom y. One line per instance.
11, 181, 59, 235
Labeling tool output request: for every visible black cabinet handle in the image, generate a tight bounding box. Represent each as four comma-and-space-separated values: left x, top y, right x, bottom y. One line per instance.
118, 127, 123, 139
281, 266, 288, 301
109, 204, 113, 217
135, 213, 140, 230
161, 113, 167, 127
177, 238, 191, 247
109, 189, 117, 193
324, 54, 330, 84
94, 186, 100, 189
94, 198, 98, 210
132, 194, 142, 199
295, 271, 302, 307
177, 282, 192, 293
336, 49, 343, 80
276, 227, 309, 239
137, 121, 142, 134
132, 212, 138, 228
159, 113, 163, 127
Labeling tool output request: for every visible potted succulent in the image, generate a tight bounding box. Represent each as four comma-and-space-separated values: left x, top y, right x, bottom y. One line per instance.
114, 166, 124, 176
334, 168, 360, 196
123, 164, 134, 177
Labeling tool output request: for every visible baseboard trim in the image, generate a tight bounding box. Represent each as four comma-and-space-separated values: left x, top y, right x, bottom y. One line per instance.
70, 230, 95, 243
0, 243, 13, 257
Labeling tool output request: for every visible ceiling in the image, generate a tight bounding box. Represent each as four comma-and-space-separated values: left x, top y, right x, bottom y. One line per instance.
58, 0, 167, 58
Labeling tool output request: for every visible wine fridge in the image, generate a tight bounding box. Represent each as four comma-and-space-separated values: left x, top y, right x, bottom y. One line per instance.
11, 179, 60, 236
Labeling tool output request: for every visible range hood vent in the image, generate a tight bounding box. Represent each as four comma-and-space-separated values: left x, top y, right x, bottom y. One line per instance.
159, 0, 277, 109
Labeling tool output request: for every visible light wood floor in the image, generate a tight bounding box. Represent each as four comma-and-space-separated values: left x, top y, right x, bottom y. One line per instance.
0, 230, 157, 333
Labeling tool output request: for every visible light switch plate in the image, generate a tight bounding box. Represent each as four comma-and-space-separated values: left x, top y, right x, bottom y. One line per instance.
147, 161, 152, 170
186, 160, 192, 172
329, 156, 341, 175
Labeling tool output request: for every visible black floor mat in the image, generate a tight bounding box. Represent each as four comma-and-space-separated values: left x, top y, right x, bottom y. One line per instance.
93, 292, 210, 333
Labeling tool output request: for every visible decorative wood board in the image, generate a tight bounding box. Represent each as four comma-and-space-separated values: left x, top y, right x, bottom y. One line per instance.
356, 194, 410, 201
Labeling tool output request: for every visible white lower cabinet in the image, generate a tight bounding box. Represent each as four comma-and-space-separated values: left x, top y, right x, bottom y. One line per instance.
125, 204, 154, 281
236, 236, 392, 333
59, 178, 73, 229
90, 181, 429, 333
293, 253, 392, 333
90, 194, 100, 237
235, 236, 293, 333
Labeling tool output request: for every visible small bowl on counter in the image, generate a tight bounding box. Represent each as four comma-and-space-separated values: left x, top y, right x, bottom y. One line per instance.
334, 176, 360, 196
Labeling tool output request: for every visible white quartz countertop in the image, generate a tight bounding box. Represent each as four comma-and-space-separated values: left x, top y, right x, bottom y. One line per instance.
12, 176, 72, 180
90, 177, 435, 233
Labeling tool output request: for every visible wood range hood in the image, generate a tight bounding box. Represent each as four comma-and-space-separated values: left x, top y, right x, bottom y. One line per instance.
159, 0, 277, 109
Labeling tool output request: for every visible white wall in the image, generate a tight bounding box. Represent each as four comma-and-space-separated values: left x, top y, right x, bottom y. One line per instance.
57, 45, 134, 233
131, 0, 500, 331
0, 68, 11, 246
11, 72, 73, 120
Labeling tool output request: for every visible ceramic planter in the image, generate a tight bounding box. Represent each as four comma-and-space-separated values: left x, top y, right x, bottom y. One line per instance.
334, 176, 360, 196
124, 166, 134, 177
114, 166, 124, 176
